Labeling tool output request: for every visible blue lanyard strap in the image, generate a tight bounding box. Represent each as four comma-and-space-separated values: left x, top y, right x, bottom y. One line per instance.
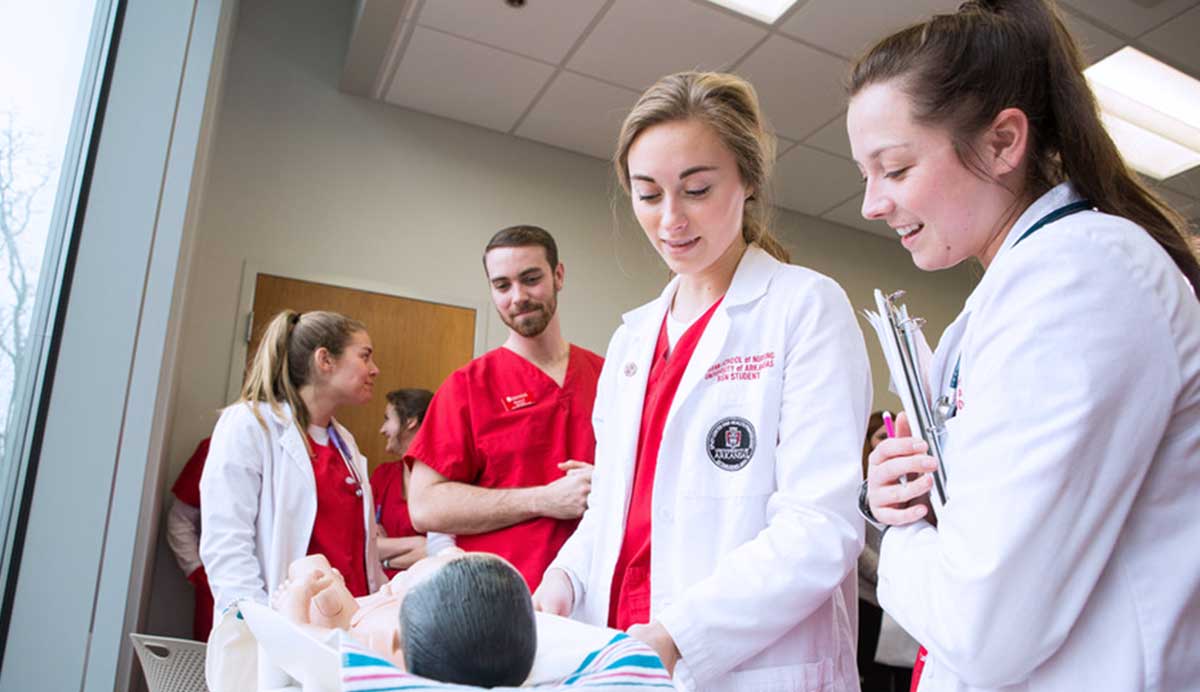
1012, 199, 1092, 247
327, 423, 361, 485
947, 198, 1092, 392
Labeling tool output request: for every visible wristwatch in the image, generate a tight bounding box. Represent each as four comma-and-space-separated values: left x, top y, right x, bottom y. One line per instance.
857, 479, 888, 532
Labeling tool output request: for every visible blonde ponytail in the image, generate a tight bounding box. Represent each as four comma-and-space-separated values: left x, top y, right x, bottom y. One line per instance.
239, 310, 367, 439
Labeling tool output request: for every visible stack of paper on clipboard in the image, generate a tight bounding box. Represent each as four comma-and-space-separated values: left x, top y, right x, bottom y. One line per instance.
862, 289, 949, 504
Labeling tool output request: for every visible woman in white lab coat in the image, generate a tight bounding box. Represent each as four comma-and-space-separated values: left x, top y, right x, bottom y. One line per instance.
200, 310, 386, 616
532, 72, 872, 692
850, 1, 1200, 690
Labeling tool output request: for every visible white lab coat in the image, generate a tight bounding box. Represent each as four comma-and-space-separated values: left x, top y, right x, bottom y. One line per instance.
200, 401, 385, 615
877, 183, 1200, 691
550, 245, 872, 692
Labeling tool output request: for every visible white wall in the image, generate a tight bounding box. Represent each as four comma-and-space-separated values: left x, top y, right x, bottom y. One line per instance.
145, 0, 976, 635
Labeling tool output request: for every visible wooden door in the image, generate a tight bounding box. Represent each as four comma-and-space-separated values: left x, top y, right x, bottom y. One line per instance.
245, 274, 475, 474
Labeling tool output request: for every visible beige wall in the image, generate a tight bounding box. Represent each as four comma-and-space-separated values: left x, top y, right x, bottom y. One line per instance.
145, 0, 976, 635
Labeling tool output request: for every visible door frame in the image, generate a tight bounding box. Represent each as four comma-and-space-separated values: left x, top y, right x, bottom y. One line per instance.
224, 259, 493, 403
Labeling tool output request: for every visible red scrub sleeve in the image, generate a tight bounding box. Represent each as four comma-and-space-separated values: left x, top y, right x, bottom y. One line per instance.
171, 437, 210, 507
404, 371, 481, 482
187, 565, 215, 641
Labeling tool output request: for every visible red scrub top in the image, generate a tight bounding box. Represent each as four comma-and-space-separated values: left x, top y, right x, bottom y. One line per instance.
406, 344, 603, 590
370, 460, 421, 577
609, 298, 723, 630
306, 434, 369, 597
170, 437, 215, 641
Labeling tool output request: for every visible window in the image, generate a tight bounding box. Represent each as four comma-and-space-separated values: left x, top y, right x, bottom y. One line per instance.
0, 0, 114, 594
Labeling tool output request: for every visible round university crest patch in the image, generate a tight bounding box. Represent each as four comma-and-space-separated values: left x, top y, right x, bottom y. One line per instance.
706, 417, 756, 471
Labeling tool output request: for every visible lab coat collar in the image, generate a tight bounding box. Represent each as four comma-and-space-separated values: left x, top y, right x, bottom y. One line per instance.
620, 243, 781, 330
259, 401, 313, 475
966, 182, 1083, 312
618, 244, 782, 437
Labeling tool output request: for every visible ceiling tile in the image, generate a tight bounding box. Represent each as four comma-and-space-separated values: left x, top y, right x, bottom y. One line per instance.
1137, 4, 1200, 74
568, 0, 768, 91
773, 144, 862, 216
1060, 0, 1199, 38
1163, 164, 1200, 198
803, 112, 851, 160
385, 26, 554, 133
514, 71, 641, 159
736, 35, 849, 140
416, 0, 607, 65
1059, 9, 1126, 65
821, 192, 894, 238
779, 0, 960, 60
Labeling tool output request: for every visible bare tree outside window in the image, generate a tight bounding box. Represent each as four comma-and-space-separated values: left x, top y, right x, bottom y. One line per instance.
0, 112, 52, 453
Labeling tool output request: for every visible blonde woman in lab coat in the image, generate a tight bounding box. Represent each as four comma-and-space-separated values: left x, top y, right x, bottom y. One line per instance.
849, 1, 1200, 690
201, 310, 386, 616
533, 71, 872, 692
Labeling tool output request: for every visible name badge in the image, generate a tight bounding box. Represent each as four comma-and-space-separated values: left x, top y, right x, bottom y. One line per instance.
501, 391, 536, 412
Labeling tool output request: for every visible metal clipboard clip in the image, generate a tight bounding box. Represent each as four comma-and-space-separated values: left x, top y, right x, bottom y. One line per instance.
863, 289, 949, 505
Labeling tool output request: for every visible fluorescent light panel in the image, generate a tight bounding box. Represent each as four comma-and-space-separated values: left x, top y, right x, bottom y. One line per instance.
1085, 47, 1200, 180
1098, 113, 1200, 181
703, 0, 800, 23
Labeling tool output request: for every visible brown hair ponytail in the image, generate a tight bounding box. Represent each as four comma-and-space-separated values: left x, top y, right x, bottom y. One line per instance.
849, 0, 1200, 297
239, 310, 367, 437
614, 71, 790, 263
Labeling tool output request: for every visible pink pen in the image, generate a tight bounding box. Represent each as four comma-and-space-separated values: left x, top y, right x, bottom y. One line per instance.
882, 411, 907, 487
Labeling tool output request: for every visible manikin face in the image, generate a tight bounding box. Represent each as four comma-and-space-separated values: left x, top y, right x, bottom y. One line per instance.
321, 330, 379, 406
848, 81, 1019, 270
379, 404, 418, 457
484, 246, 563, 338
626, 119, 752, 278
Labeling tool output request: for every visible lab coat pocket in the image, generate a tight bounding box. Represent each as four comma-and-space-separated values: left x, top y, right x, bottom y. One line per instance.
727, 658, 835, 692
683, 415, 775, 499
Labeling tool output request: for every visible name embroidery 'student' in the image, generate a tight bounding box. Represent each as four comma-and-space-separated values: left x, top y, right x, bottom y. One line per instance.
704, 351, 776, 383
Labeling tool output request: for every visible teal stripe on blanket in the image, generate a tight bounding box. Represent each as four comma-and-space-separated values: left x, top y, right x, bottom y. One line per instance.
345, 651, 394, 668
563, 655, 665, 685
569, 633, 630, 675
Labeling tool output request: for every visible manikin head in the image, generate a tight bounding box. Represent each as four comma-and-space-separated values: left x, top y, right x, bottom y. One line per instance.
281, 551, 536, 688
482, 225, 564, 339
398, 550, 536, 687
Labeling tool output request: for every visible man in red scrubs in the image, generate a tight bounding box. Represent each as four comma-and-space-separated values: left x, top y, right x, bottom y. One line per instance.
406, 225, 603, 591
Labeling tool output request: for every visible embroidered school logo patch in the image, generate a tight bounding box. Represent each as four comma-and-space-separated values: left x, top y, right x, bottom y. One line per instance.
706, 417, 756, 471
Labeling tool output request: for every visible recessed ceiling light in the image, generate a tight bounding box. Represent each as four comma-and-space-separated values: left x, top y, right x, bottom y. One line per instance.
1085, 47, 1200, 180
703, 0, 800, 24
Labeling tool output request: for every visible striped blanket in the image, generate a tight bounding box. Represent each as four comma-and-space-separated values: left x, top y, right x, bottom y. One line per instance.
340, 631, 673, 692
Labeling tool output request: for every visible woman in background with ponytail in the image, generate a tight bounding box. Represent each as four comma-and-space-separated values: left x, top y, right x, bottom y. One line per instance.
201, 310, 385, 616
849, 1, 1200, 689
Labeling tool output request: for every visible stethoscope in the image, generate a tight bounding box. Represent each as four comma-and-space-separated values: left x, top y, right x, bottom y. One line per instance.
327, 424, 364, 498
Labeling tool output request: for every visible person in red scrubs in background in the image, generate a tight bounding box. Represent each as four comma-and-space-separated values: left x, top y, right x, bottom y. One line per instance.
165, 437, 215, 640
532, 73, 870, 692
372, 387, 432, 576
406, 225, 603, 592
